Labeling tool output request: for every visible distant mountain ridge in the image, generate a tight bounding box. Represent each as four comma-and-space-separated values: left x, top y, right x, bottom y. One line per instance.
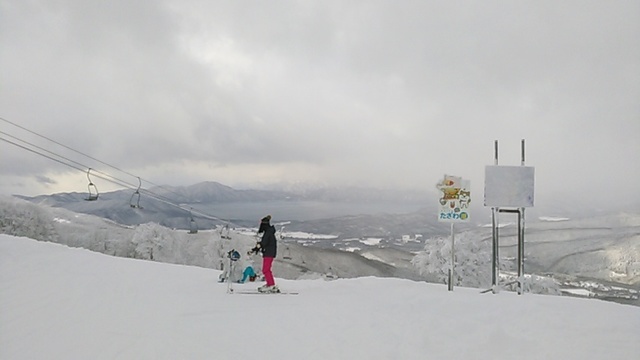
17, 181, 300, 209
16, 181, 436, 231
22, 181, 433, 204
16, 181, 640, 239
151, 181, 296, 203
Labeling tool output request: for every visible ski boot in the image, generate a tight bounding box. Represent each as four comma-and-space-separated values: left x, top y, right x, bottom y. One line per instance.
258, 285, 280, 293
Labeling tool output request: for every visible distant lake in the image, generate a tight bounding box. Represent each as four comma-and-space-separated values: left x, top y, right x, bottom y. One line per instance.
190, 200, 427, 222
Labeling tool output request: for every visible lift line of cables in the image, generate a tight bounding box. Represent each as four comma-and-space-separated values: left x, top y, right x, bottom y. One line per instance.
1, 117, 188, 201
0, 116, 236, 230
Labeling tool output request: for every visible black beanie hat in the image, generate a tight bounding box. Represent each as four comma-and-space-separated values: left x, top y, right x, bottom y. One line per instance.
258, 215, 271, 233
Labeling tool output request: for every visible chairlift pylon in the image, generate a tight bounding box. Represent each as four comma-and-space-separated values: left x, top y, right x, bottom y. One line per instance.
283, 245, 292, 260
279, 225, 292, 260
188, 210, 198, 234
129, 177, 143, 209
220, 224, 231, 239
84, 168, 99, 201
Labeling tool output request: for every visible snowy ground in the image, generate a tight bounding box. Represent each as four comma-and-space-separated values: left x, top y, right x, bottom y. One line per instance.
1, 235, 638, 360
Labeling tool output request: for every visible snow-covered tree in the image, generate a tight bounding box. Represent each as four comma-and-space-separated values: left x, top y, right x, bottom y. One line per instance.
0, 197, 56, 241
202, 225, 230, 270
412, 231, 492, 288
131, 223, 175, 260
411, 231, 561, 295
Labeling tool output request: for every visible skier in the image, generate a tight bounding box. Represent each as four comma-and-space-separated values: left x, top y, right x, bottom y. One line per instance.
252, 215, 279, 293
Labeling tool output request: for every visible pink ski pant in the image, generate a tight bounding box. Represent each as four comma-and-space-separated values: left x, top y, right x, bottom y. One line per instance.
262, 256, 275, 286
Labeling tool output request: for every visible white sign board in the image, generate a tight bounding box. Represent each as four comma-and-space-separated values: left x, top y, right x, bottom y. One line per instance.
436, 175, 471, 222
484, 165, 535, 207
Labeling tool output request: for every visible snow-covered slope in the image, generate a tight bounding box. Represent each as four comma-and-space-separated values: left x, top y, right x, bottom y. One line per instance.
1, 195, 638, 303
1, 235, 638, 360
489, 214, 640, 285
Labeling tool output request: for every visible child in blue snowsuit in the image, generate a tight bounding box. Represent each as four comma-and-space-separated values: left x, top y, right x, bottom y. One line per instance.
237, 265, 257, 283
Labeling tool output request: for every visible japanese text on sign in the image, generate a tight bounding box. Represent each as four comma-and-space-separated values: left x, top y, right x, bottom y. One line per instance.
436, 175, 471, 223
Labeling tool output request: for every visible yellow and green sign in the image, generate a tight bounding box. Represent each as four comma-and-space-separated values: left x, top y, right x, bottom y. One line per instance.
436, 175, 470, 222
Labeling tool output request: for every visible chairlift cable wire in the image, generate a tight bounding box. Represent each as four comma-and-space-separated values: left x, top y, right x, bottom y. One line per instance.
0, 122, 238, 227
1, 116, 139, 179
0, 130, 139, 191
0, 117, 208, 213
2, 134, 233, 224
1, 136, 136, 191
0, 116, 190, 203
0, 136, 87, 173
0, 135, 215, 215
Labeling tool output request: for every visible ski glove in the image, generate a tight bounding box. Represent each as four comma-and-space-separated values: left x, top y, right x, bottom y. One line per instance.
248, 244, 261, 255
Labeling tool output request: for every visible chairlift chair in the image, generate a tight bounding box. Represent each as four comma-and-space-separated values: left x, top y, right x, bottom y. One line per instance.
129, 177, 143, 209
84, 168, 99, 201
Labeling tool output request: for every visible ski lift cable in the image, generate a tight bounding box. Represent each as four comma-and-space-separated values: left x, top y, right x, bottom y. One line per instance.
1, 131, 233, 223
0, 136, 87, 173
0, 132, 143, 192
0, 129, 142, 190
1, 136, 139, 191
1, 119, 193, 207
0, 116, 190, 202
0, 117, 135, 176
1, 131, 92, 173
1, 124, 239, 227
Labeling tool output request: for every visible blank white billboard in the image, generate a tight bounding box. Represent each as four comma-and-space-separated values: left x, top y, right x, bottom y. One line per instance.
484, 165, 535, 207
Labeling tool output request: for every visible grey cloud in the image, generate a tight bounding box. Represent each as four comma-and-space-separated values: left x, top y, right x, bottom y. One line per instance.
35, 175, 57, 185
1, 0, 638, 202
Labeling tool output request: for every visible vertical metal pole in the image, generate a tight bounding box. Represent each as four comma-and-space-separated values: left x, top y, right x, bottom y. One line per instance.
448, 223, 455, 291
491, 208, 497, 289
518, 139, 526, 295
517, 210, 523, 295
491, 140, 499, 292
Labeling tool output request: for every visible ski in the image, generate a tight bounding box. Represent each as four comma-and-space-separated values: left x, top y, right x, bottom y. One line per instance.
230, 290, 299, 295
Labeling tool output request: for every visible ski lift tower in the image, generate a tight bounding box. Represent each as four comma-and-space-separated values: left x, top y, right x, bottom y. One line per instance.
188, 209, 198, 234
483, 140, 535, 295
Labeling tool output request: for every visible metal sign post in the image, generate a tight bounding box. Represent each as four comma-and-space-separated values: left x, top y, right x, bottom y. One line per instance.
449, 222, 455, 291
436, 175, 471, 291
518, 140, 526, 294
484, 139, 534, 295
491, 140, 499, 289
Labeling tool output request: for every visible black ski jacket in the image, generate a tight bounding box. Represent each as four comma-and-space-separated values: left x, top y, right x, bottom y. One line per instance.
259, 225, 278, 258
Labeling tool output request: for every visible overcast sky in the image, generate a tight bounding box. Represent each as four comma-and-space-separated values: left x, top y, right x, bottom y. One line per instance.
1, 0, 639, 206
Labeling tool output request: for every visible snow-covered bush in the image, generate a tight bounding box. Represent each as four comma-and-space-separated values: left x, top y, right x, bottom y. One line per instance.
411, 232, 492, 288
412, 231, 561, 295
499, 274, 562, 295
524, 274, 562, 295
0, 196, 56, 241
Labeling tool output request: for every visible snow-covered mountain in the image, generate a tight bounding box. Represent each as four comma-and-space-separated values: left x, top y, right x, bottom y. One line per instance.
19, 181, 638, 248
1, 234, 638, 360
16, 182, 436, 230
